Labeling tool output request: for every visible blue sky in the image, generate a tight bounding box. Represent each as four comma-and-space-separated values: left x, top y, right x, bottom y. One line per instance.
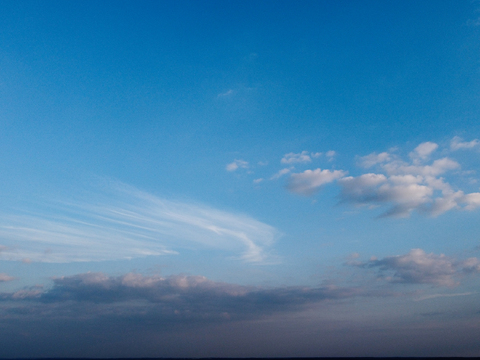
1, 0, 480, 357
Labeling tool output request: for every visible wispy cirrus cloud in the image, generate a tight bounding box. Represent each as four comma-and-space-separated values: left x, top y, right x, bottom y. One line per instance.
217, 89, 235, 98
0, 182, 278, 263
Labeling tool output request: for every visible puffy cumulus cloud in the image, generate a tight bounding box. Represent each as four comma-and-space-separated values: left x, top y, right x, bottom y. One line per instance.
383, 157, 459, 177
339, 173, 388, 201
339, 173, 480, 218
226, 159, 249, 171
450, 136, 480, 151
462, 192, 480, 210
0, 273, 15, 282
281, 151, 312, 164
358, 249, 480, 287
338, 141, 480, 217
1, 272, 363, 324
339, 175, 434, 217
282, 140, 480, 217
358, 152, 391, 168
0, 182, 278, 263
287, 169, 347, 196
409, 142, 438, 162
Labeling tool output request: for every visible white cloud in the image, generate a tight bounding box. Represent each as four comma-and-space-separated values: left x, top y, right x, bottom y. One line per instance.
358, 152, 391, 168
279, 140, 480, 218
281, 151, 311, 164
217, 89, 235, 98
339, 174, 433, 217
287, 169, 346, 196
270, 168, 291, 180
361, 248, 480, 286
384, 157, 459, 177
253, 178, 264, 184
325, 150, 336, 158
340, 169, 480, 217
462, 192, 480, 210
450, 136, 480, 151
0, 273, 15, 282
409, 142, 438, 162
338, 173, 387, 201
226, 159, 249, 172
0, 182, 279, 263
311, 152, 322, 158
337, 140, 479, 217
461, 257, 480, 273
429, 190, 464, 216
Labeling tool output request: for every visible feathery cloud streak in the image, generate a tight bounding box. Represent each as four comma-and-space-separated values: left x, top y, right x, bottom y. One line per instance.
0, 182, 278, 263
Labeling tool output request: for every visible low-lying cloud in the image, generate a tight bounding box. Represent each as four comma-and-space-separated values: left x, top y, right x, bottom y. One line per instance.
0, 272, 363, 324
356, 248, 480, 286
0, 273, 15, 283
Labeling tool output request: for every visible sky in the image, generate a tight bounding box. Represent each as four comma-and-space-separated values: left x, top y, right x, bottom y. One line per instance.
1, 0, 480, 357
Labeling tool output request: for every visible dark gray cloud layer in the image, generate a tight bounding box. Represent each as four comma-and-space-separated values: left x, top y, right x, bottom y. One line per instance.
1, 272, 362, 324
1, 268, 480, 357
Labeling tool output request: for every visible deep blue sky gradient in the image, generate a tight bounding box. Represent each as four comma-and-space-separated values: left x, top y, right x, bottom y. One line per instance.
1, 1, 480, 357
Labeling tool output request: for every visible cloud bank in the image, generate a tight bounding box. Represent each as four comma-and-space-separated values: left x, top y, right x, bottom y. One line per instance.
0, 272, 362, 325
